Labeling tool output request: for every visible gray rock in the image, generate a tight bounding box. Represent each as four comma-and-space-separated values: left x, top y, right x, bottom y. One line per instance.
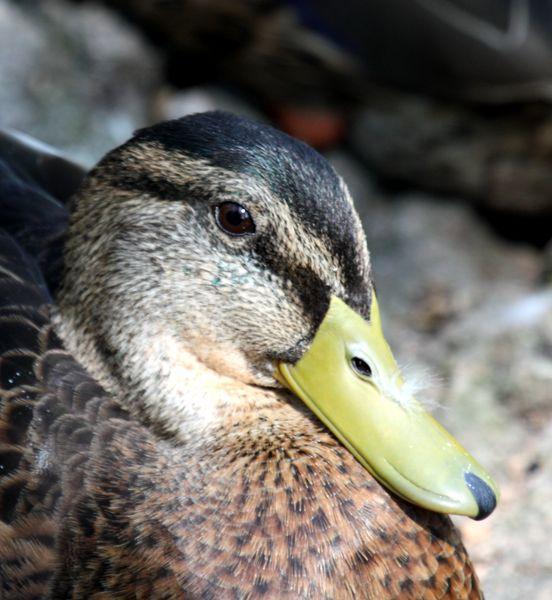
94, 0, 365, 108
0, 0, 161, 166
158, 85, 265, 124
350, 91, 552, 215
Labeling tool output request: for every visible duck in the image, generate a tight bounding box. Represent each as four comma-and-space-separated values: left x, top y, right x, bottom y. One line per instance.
0, 112, 497, 599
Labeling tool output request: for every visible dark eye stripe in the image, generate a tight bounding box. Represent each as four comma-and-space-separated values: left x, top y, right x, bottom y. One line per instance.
253, 233, 331, 343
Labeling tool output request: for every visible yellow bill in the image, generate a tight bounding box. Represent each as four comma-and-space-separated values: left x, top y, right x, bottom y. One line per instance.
278, 294, 498, 519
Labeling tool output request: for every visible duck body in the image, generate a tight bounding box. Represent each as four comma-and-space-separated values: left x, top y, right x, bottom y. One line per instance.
0, 114, 482, 598
0, 328, 479, 599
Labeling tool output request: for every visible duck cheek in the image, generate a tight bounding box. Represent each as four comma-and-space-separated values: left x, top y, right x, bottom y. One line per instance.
188, 337, 258, 384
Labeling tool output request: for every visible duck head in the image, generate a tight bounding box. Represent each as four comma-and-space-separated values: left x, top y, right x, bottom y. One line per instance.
58, 111, 497, 519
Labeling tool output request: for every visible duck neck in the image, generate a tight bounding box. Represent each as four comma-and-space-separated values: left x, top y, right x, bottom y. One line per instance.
51, 303, 287, 440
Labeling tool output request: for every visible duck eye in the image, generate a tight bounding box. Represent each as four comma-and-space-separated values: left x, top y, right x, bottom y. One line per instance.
351, 357, 372, 378
215, 202, 256, 236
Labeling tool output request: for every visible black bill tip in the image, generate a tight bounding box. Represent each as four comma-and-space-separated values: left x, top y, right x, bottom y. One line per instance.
464, 472, 497, 520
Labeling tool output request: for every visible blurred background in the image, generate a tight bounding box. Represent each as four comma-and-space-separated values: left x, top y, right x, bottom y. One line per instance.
2, 1, 551, 597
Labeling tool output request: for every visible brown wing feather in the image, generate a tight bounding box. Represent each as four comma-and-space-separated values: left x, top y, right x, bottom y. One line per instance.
0, 233, 115, 596
0, 234, 185, 598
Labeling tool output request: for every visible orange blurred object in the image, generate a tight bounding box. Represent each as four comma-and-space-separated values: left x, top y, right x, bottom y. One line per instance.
271, 106, 346, 149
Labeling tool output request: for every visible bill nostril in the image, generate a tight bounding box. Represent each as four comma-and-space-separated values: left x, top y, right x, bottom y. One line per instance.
351, 356, 372, 378
464, 472, 497, 520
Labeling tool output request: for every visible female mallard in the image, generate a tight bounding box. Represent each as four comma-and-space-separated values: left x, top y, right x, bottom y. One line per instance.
0, 112, 497, 598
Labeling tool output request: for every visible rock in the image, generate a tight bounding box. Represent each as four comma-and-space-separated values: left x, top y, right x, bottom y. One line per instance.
456, 419, 552, 600
544, 239, 552, 283
92, 0, 365, 109
157, 85, 265, 124
350, 91, 552, 216
331, 151, 552, 599
0, 0, 161, 166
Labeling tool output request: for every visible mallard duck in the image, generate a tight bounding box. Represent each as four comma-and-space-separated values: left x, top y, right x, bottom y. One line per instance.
0, 112, 497, 598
